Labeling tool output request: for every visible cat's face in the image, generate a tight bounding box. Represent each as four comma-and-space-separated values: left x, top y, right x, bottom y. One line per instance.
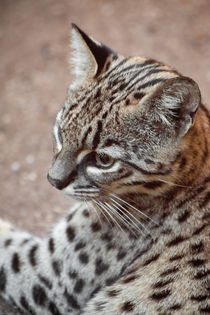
47, 24, 200, 201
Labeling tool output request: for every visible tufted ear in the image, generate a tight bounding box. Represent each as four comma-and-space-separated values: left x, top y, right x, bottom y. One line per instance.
70, 24, 115, 85
146, 76, 201, 137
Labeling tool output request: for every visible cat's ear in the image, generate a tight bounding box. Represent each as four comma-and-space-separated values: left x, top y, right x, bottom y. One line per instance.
70, 24, 115, 84
146, 76, 201, 136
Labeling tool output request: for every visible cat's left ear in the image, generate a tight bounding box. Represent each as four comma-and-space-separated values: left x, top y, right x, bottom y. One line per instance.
70, 24, 115, 84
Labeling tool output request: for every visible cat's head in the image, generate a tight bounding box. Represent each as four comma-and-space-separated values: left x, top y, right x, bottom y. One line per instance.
47, 24, 200, 201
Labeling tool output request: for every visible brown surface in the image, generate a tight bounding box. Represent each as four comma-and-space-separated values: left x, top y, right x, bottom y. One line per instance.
0, 0, 210, 313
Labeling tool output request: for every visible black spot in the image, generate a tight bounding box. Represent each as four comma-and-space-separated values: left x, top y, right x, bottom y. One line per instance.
0, 267, 6, 291
150, 289, 171, 301
74, 278, 85, 294
168, 303, 182, 310
52, 260, 62, 276
64, 289, 80, 309
169, 254, 184, 261
38, 275, 52, 290
123, 275, 138, 284
20, 296, 36, 315
143, 253, 160, 266
95, 301, 107, 311
191, 241, 204, 254
107, 289, 120, 297
91, 222, 101, 232
82, 209, 90, 217
66, 226, 76, 242
32, 284, 47, 306
189, 258, 206, 267
96, 88, 101, 98
194, 268, 210, 279
105, 276, 118, 286
75, 240, 86, 251
11, 252, 21, 273
117, 249, 127, 261
79, 252, 89, 264
177, 209, 190, 223
95, 257, 109, 275
179, 156, 187, 169
69, 270, 78, 279
133, 92, 145, 100
48, 301, 62, 315
200, 304, 210, 313
48, 238, 55, 254
90, 285, 101, 298
160, 266, 178, 277
101, 232, 112, 242
166, 235, 186, 247
119, 83, 127, 91
121, 301, 135, 312
191, 294, 207, 301
125, 99, 130, 106
4, 239, 12, 247
29, 245, 38, 266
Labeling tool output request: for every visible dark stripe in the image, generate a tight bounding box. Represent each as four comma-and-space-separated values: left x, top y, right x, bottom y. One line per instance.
126, 69, 172, 92
48, 238, 55, 254
81, 126, 92, 146
191, 241, 204, 254
193, 223, 207, 235
152, 277, 174, 289
125, 160, 172, 175
194, 269, 210, 279
20, 296, 36, 315
199, 191, 210, 208
138, 78, 166, 90
150, 289, 171, 301
191, 294, 207, 301
92, 120, 103, 148
189, 258, 206, 267
143, 181, 164, 189
160, 266, 178, 277
167, 235, 186, 247
143, 253, 160, 266
169, 254, 184, 261
168, 304, 182, 311
48, 301, 62, 315
100, 58, 130, 81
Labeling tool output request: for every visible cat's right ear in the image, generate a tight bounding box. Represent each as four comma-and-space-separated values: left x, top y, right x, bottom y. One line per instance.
70, 24, 115, 86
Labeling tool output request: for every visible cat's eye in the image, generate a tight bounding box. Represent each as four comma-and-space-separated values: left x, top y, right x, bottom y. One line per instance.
95, 153, 114, 168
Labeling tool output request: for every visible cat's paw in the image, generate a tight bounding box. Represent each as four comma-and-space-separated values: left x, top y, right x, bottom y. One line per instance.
0, 219, 13, 234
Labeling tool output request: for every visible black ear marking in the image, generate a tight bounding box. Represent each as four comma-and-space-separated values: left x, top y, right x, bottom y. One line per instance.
72, 23, 116, 77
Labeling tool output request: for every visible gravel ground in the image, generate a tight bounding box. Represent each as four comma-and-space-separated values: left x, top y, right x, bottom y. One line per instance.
0, 0, 210, 313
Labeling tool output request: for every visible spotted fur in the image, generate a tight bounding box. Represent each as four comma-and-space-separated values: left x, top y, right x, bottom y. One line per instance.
0, 25, 209, 314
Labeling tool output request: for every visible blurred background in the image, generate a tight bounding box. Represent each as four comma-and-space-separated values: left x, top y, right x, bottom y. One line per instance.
0, 0, 210, 313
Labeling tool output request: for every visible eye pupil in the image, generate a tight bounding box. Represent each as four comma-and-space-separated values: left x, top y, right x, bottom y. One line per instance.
95, 153, 114, 167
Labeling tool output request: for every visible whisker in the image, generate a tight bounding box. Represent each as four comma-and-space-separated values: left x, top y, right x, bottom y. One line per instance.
104, 201, 139, 237
94, 200, 128, 238
92, 200, 112, 227
85, 199, 102, 226
109, 197, 152, 238
102, 188, 159, 226
157, 178, 192, 188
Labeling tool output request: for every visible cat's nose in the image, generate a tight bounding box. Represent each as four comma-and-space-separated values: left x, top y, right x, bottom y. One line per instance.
47, 173, 66, 190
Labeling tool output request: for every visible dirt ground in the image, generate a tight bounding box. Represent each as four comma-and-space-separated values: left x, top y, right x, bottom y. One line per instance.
0, 0, 210, 313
